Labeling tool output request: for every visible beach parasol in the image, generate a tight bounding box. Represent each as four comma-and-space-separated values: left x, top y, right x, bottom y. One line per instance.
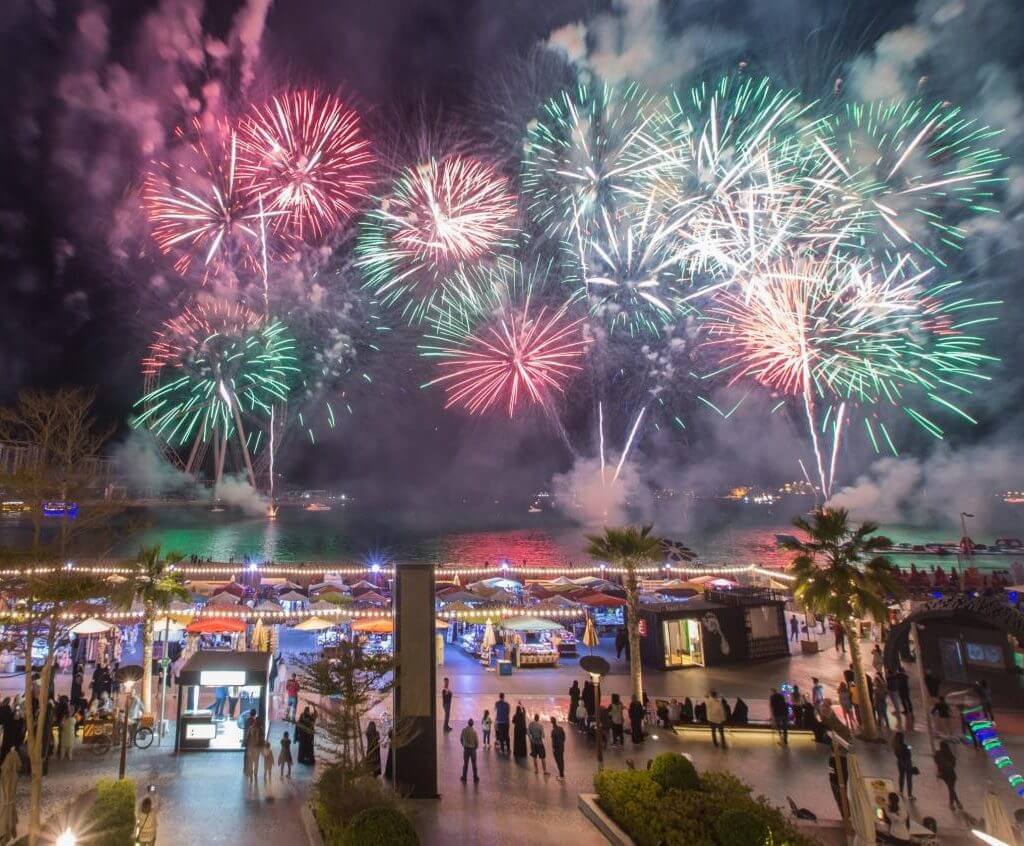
984, 789, 1015, 846
501, 617, 561, 633
185, 618, 246, 634
582, 616, 599, 654
250, 618, 270, 651
845, 753, 876, 846
481, 620, 497, 652
293, 617, 335, 632
68, 617, 113, 635
351, 618, 394, 634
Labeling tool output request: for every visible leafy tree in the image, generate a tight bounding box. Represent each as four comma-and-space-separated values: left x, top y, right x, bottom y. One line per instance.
586, 525, 663, 701
782, 507, 903, 739
111, 546, 188, 710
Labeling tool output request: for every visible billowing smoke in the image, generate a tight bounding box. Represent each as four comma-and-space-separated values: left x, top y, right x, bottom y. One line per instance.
829, 439, 1024, 529
215, 475, 270, 516
551, 454, 651, 527
110, 430, 201, 498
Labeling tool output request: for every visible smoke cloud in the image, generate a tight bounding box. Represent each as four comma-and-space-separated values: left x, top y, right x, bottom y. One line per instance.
551, 454, 651, 527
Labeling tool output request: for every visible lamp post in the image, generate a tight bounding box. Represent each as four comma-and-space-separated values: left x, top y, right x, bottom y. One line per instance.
115, 664, 144, 780
580, 655, 610, 771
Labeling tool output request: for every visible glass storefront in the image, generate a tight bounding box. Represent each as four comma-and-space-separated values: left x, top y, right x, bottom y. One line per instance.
662, 618, 704, 667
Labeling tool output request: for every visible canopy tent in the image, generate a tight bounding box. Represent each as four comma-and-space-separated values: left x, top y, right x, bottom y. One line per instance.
212, 582, 245, 597
576, 593, 628, 608
270, 580, 302, 592
207, 592, 241, 605
183, 580, 230, 597
253, 599, 283, 612
571, 576, 618, 590
151, 617, 187, 632
500, 617, 562, 632
353, 591, 389, 605
293, 616, 336, 632
351, 618, 448, 634
467, 577, 522, 591
540, 595, 580, 607
348, 579, 377, 590
167, 599, 193, 612
436, 590, 482, 604
185, 618, 247, 634
310, 600, 345, 611
69, 617, 113, 635
310, 581, 351, 593
278, 590, 307, 603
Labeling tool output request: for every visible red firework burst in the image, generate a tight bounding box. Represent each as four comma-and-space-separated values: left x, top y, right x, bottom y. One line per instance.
426, 302, 588, 417
143, 118, 264, 275
236, 88, 374, 240
142, 301, 263, 377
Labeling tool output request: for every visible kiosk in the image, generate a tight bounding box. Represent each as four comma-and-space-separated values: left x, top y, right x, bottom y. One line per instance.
174, 650, 271, 753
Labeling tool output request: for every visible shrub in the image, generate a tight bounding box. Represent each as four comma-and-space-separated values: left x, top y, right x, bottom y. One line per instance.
341, 806, 418, 846
85, 778, 136, 846
649, 753, 700, 792
594, 769, 665, 846
314, 766, 403, 838
700, 770, 754, 800
714, 808, 770, 846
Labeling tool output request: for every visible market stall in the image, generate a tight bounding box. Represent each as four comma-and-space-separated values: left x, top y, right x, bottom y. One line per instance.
501, 618, 566, 668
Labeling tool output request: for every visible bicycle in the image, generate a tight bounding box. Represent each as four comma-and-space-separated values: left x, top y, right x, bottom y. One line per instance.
83, 716, 155, 756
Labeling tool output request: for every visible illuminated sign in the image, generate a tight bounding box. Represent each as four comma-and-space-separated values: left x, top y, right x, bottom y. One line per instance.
199, 670, 246, 686
185, 723, 216, 740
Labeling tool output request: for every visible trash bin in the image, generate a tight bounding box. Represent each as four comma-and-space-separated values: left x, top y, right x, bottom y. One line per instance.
498, 660, 512, 676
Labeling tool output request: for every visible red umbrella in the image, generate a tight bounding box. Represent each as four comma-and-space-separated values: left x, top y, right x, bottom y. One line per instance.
185, 618, 247, 634
577, 593, 628, 608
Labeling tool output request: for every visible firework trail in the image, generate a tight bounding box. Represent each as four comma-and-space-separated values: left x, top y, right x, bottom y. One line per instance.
420, 261, 589, 417
143, 117, 266, 277
357, 154, 519, 322
237, 88, 374, 240
134, 301, 301, 488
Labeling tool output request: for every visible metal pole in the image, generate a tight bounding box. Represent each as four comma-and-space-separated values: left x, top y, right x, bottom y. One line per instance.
594, 675, 603, 771
910, 623, 936, 754
157, 616, 170, 746
118, 689, 132, 780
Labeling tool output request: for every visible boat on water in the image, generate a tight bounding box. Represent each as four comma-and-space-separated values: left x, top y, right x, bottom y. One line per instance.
304, 502, 331, 512
42, 501, 78, 519
0, 500, 30, 518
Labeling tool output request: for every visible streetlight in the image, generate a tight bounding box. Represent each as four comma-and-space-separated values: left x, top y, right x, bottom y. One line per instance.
115, 664, 143, 780
55, 830, 76, 846
580, 655, 610, 771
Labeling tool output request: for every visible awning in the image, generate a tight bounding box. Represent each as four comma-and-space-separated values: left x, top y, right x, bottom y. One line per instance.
500, 617, 563, 632
185, 618, 247, 634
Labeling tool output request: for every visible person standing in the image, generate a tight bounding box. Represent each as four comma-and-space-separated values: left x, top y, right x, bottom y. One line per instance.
628, 695, 645, 744
789, 614, 800, 642
481, 710, 492, 749
582, 680, 595, 725
811, 678, 825, 710
896, 668, 913, 717
261, 741, 274, 787
512, 703, 528, 760
834, 621, 846, 654
365, 721, 382, 776
892, 731, 915, 800
886, 670, 902, 727
459, 718, 479, 783
873, 674, 891, 731
931, 696, 953, 738
838, 682, 856, 728
549, 717, 565, 780
934, 740, 963, 810
494, 693, 511, 754
296, 706, 316, 765
441, 677, 453, 732
568, 681, 581, 727
227, 686, 240, 720
871, 644, 884, 674
285, 674, 300, 723
278, 731, 293, 779
705, 690, 727, 749
615, 627, 627, 660
769, 688, 789, 745
975, 679, 994, 722
70, 665, 86, 714
527, 713, 548, 775
608, 693, 625, 747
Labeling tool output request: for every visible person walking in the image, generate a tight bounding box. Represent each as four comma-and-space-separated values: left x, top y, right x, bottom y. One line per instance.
261, 741, 274, 787
459, 718, 479, 783
811, 677, 825, 710
608, 693, 625, 747
873, 675, 891, 731
494, 693, 511, 754
833, 621, 846, 654
974, 679, 994, 722
512, 703, 528, 760
628, 695, 645, 744
481, 709, 492, 749
769, 688, 789, 745
550, 716, 566, 781
931, 696, 953, 738
896, 668, 914, 717
528, 713, 548, 775
568, 681, 581, 727
285, 674, 300, 722
789, 614, 800, 642
441, 677, 453, 732
705, 690, 727, 749
365, 720, 382, 776
278, 731, 293, 779
615, 627, 627, 660
871, 644, 884, 674
934, 740, 963, 810
892, 731, 915, 800
838, 682, 856, 728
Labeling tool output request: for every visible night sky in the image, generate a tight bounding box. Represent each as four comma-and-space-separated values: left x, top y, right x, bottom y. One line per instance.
0, 0, 1020, 518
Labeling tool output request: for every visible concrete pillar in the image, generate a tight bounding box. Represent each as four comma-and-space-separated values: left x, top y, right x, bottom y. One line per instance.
393, 562, 438, 798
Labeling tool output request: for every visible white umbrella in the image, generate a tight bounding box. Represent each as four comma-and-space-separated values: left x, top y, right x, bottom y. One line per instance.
845, 753, 876, 846
293, 617, 335, 632
68, 617, 113, 635
984, 789, 1016, 846
481, 620, 497, 651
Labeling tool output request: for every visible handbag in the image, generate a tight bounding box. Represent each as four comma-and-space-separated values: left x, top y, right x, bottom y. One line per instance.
911, 766, 920, 775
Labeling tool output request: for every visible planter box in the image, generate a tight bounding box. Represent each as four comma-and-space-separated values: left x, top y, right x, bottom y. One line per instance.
801, 639, 821, 654
578, 793, 635, 846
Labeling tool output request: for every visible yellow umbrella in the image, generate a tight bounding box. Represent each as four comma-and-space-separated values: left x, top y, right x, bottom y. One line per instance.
251, 618, 269, 651
68, 617, 113, 635
293, 617, 335, 632
481, 620, 497, 652
583, 616, 599, 653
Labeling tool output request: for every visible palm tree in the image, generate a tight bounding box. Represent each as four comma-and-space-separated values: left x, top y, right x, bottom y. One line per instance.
586, 525, 663, 702
115, 546, 189, 711
782, 507, 903, 740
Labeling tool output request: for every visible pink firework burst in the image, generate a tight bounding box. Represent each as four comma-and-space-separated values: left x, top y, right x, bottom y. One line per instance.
236, 88, 374, 240
142, 301, 263, 377
143, 118, 263, 275
424, 301, 588, 417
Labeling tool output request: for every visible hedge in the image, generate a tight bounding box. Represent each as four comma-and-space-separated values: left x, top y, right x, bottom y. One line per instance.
594, 763, 816, 846
85, 779, 137, 846
649, 753, 700, 792
341, 806, 419, 846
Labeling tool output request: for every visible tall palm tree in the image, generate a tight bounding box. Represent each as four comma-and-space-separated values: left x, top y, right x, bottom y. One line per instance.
782, 507, 903, 740
115, 546, 189, 711
586, 525, 663, 701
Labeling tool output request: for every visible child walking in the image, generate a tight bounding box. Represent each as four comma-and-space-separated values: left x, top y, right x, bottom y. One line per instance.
279, 731, 293, 778
262, 741, 274, 785
482, 709, 492, 749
